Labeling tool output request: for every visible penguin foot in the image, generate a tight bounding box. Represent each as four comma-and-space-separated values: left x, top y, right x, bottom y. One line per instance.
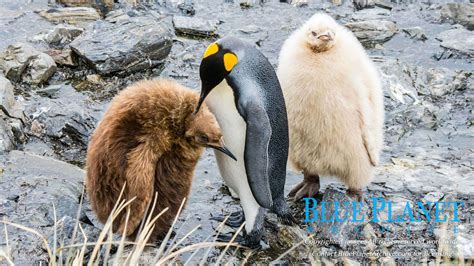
211, 211, 245, 228
216, 231, 262, 249
348, 189, 364, 202
278, 211, 297, 226
272, 198, 297, 225
216, 231, 244, 243
288, 174, 320, 201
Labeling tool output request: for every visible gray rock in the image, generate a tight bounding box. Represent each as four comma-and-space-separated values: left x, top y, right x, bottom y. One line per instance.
37, 7, 100, 26
402, 26, 427, 41
290, 0, 309, 7
422, 192, 444, 204
104, 9, 130, 23
433, 194, 473, 260
0, 43, 57, 85
47, 48, 76, 66
24, 53, 57, 85
44, 215, 101, 260
436, 28, 474, 59
376, 58, 456, 130
0, 43, 39, 82
0, 117, 14, 153
353, 0, 375, 10
73, 74, 105, 91
0, 77, 25, 148
0, 76, 15, 117
440, 3, 474, 30
455, 226, 474, 260
0, 150, 85, 265
173, 16, 218, 38
400, 101, 439, 129
10, 117, 26, 141
36, 84, 62, 98
351, 7, 391, 21
345, 20, 397, 48
25, 83, 102, 164
45, 24, 84, 45
413, 67, 471, 97
239, 25, 261, 34
239, 0, 260, 8
374, 0, 393, 10
70, 16, 174, 75
378, 59, 419, 106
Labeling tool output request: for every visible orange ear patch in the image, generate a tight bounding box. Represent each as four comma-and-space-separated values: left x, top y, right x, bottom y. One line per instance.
203, 43, 219, 58
223, 53, 238, 71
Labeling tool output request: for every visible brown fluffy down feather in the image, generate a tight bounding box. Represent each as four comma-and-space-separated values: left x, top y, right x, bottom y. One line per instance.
86, 79, 223, 240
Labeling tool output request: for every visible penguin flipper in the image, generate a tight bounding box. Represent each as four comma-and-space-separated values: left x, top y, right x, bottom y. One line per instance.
243, 101, 273, 209
118, 142, 159, 236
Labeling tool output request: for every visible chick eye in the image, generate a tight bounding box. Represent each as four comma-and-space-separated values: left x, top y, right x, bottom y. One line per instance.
198, 134, 209, 143
311, 31, 317, 37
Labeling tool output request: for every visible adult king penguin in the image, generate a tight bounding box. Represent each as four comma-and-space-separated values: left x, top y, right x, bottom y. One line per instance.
195, 36, 294, 247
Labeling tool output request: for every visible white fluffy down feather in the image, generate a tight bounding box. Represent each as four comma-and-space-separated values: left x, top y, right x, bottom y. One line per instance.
277, 13, 384, 192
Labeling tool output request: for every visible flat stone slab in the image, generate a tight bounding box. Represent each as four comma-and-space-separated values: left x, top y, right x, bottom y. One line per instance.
70, 16, 174, 75
173, 16, 218, 38
37, 7, 100, 25
436, 28, 474, 59
57, 0, 114, 14
345, 19, 398, 48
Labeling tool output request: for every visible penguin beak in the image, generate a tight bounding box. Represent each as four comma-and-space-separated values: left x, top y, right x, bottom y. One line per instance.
195, 82, 213, 115
194, 94, 206, 115
208, 138, 237, 161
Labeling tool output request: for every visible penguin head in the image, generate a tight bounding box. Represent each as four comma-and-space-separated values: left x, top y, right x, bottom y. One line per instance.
186, 102, 237, 161
304, 13, 337, 53
195, 41, 238, 113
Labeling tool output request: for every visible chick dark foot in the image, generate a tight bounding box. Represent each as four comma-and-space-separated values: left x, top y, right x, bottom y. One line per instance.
288, 173, 320, 201
348, 189, 364, 202
216, 231, 262, 249
211, 210, 245, 228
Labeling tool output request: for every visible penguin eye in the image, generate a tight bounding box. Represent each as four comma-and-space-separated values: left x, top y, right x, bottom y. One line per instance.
311, 31, 317, 37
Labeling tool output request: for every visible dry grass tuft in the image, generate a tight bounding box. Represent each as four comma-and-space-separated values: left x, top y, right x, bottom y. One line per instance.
0, 184, 245, 265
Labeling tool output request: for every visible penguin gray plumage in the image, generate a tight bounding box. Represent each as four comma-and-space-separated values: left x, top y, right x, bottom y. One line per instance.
196, 36, 294, 247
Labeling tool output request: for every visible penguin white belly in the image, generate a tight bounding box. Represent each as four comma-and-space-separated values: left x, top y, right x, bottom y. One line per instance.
206, 80, 261, 232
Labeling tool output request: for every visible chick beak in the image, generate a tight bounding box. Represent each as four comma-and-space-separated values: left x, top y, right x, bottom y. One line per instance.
318, 32, 333, 42
208, 138, 237, 161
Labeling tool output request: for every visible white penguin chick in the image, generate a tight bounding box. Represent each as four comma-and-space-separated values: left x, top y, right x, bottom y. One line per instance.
277, 13, 384, 200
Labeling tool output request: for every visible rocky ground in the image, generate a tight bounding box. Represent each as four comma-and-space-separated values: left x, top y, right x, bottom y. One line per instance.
0, 0, 472, 265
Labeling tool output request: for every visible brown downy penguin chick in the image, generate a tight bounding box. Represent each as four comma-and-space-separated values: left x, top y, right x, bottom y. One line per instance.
277, 13, 384, 200
86, 79, 235, 240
